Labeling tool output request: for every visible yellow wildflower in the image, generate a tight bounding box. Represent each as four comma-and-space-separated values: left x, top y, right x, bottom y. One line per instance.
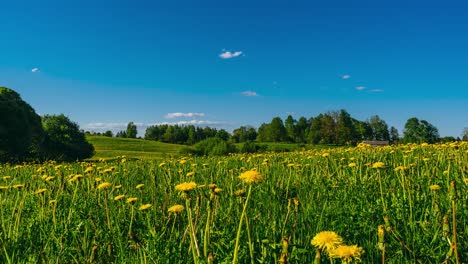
208, 183, 217, 189
179, 160, 187, 165
168, 204, 184, 213
0, 186, 9, 190
175, 182, 197, 192
348, 163, 357, 168
139, 204, 152, 211
186, 171, 195, 177
35, 188, 47, 195
13, 184, 25, 189
214, 188, 223, 194
159, 162, 166, 167
49, 200, 57, 204
329, 244, 364, 262
136, 184, 145, 189
311, 231, 343, 252
372, 162, 385, 169
126, 197, 138, 203
2, 176, 11, 180
97, 182, 112, 190
114, 194, 125, 201
239, 170, 264, 184
234, 189, 246, 197
84, 166, 94, 173
429, 184, 441, 191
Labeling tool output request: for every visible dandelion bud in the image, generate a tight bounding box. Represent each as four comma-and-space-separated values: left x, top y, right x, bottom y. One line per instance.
442, 215, 450, 237
378, 225, 385, 251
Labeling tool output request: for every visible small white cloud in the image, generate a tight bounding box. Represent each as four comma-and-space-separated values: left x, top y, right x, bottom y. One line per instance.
355, 86, 366, 91
241, 91, 258, 97
158, 120, 229, 126
219, 50, 243, 59
165, 112, 205, 119
369, 89, 384, 93
341, 74, 350, 79
31, 68, 40, 73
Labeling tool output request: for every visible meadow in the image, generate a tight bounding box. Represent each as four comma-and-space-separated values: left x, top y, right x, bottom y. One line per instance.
0, 142, 466, 263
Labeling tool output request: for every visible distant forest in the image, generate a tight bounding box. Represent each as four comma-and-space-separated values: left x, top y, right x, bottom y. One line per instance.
89, 109, 464, 146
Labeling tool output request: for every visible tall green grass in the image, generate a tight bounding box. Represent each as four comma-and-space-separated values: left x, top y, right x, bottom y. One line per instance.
0, 142, 466, 263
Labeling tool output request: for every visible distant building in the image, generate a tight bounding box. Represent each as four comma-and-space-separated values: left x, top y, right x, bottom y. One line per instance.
362, 140, 389, 147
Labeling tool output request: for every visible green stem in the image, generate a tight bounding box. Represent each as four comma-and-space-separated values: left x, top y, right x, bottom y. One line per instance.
232, 185, 252, 264
244, 213, 254, 264
186, 198, 199, 264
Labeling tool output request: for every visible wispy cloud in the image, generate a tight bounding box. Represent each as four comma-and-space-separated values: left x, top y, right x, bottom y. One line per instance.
355, 86, 366, 91
165, 112, 205, 119
241, 91, 258, 97
219, 50, 243, 59
157, 120, 229, 126
84, 122, 144, 131
369, 89, 384, 93
31, 68, 40, 73
341, 74, 350, 79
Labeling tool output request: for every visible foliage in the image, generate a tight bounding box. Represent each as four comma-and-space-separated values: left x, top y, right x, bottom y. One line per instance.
403, 117, 440, 143
126, 122, 138, 138
0, 87, 45, 161
0, 142, 466, 263
145, 124, 219, 145
41, 114, 94, 161
191, 137, 237, 156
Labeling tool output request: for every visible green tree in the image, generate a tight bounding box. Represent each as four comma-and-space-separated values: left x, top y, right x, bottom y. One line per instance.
284, 115, 297, 142
103, 130, 113, 137
463, 127, 468, 141
336, 110, 356, 145
368, 115, 390, 141
126, 122, 138, 138
0, 87, 45, 161
295, 117, 308, 143
42, 114, 94, 161
403, 117, 439, 143
389, 126, 399, 144
269, 117, 288, 142
215, 129, 231, 141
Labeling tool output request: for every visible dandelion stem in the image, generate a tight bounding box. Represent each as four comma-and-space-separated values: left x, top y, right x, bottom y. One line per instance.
232, 185, 252, 264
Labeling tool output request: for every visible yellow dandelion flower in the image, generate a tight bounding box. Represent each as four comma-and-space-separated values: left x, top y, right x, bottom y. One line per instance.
239, 170, 264, 184
179, 160, 187, 165
168, 204, 184, 213
84, 166, 94, 173
186, 171, 195, 177
311, 231, 343, 252
45, 176, 55, 181
191, 163, 198, 167
0, 186, 9, 190
214, 188, 222, 194
175, 182, 197, 192
159, 162, 166, 167
126, 197, 138, 203
35, 188, 47, 195
139, 204, 152, 211
97, 182, 112, 190
429, 184, 441, 191
348, 163, 357, 168
95, 177, 102, 182
2, 176, 11, 180
329, 244, 364, 262
13, 184, 25, 189
372, 162, 385, 169
114, 194, 125, 201
136, 184, 145, 189
322, 153, 330, 157
208, 183, 217, 189
49, 200, 57, 204
114, 185, 122, 189
234, 189, 246, 197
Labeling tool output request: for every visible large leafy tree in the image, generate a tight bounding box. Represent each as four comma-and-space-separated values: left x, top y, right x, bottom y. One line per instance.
0, 87, 44, 161
368, 115, 390, 141
403, 117, 439, 143
126, 122, 138, 138
42, 114, 94, 161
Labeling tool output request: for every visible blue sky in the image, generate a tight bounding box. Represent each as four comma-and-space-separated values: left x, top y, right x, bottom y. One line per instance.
1, 0, 467, 137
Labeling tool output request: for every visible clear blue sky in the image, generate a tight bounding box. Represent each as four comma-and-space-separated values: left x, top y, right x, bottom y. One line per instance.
1, 0, 467, 137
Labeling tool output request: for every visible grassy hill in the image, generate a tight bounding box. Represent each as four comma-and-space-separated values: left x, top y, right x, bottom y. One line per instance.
86, 136, 184, 160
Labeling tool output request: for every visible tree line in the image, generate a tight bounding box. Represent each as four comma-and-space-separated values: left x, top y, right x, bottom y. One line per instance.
1, 87, 93, 162
93, 109, 455, 146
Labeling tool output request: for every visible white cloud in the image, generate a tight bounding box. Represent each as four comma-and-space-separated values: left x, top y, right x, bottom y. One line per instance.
84, 122, 144, 130
157, 120, 229, 126
241, 91, 258, 97
31, 68, 40, 73
369, 89, 384, 93
219, 50, 243, 59
341, 74, 350, 79
355, 86, 366, 91
165, 112, 205, 119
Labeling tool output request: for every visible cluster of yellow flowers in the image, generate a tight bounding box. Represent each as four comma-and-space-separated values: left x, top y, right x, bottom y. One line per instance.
311, 231, 364, 263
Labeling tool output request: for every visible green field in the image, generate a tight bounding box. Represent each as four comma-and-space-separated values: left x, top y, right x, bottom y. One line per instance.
86, 136, 184, 160
0, 142, 466, 263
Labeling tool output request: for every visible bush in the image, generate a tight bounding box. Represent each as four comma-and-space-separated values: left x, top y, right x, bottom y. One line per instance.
41, 114, 94, 161
191, 137, 237, 156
